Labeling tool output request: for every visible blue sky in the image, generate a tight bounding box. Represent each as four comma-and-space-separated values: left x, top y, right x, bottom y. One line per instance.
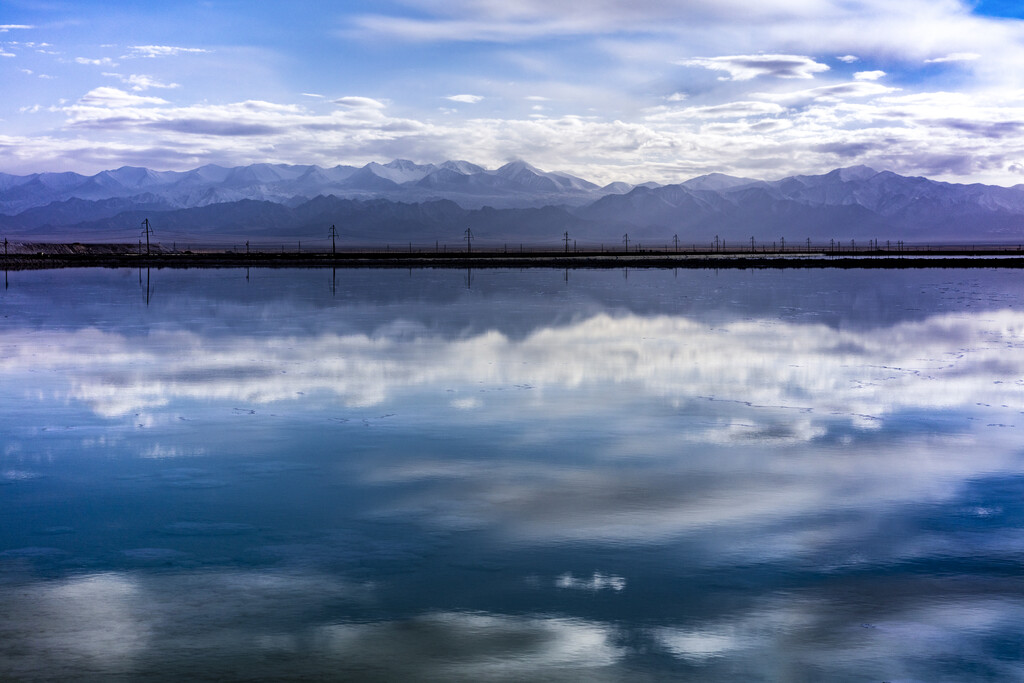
3, 0, 1024, 185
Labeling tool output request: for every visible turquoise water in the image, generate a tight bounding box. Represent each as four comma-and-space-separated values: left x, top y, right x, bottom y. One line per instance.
1, 267, 1023, 681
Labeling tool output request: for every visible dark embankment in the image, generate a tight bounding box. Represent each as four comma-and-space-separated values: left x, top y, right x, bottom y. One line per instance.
3, 243, 1024, 270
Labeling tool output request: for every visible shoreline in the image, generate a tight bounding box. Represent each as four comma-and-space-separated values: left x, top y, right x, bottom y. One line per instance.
3, 244, 1024, 270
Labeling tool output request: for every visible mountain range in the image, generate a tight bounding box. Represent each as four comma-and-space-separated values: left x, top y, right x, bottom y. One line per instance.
2, 160, 1024, 246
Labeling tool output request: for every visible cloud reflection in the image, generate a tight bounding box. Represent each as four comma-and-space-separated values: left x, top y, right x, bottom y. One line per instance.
4, 306, 1023, 550
0, 569, 622, 680
2, 309, 1021, 435
3, 567, 1020, 680
652, 594, 1024, 681
0, 573, 151, 675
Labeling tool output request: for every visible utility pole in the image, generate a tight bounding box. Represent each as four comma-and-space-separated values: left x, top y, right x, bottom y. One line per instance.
563, 231, 570, 253
623, 233, 629, 252
140, 218, 153, 256
328, 224, 338, 256
673, 234, 679, 252
465, 227, 474, 253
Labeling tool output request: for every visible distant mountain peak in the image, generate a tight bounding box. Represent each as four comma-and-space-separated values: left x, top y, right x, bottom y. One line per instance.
834, 165, 880, 181
382, 159, 429, 171
438, 160, 485, 175
682, 172, 757, 191
7, 161, 1024, 246
365, 160, 435, 184
495, 160, 544, 175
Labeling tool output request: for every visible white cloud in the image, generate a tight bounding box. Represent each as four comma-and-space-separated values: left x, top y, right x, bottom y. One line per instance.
925, 52, 981, 64
853, 70, 886, 81
678, 54, 830, 81
75, 57, 117, 67
648, 101, 786, 120
5, 24, 1024, 190
332, 96, 387, 109
346, 1, 936, 45
348, 2, 713, 43
0, 24, 33, 32
104, 73, 180, 91
1, 86, 1020, 185
77, 87, 169, 108
5, 0, 1024, 185
342, 0, 1021, 98
446, 94, 484, 103
302, 92, 325, 98
342, 0, 1012, 69
127, 45, 209, 58
126, 74, 178, 90
0, 50, 14, 58
753, 80, 897, 103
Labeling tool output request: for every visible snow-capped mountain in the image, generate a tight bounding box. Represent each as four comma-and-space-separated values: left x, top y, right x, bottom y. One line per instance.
0, 159, 606, 217
576, 166, 1024, 242
2, 162, 1024, 244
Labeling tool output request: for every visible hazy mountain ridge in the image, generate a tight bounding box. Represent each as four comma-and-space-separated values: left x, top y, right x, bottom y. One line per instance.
7, 194, 596, 246
575, 165, 1024, 243
2, 162, 1024, 244
0, 159, 614, 217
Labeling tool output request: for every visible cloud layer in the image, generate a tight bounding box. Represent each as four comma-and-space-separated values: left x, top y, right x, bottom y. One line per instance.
3, 1, 1024, 183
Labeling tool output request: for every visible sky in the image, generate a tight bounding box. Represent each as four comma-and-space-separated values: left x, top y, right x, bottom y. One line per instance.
2, 0, 1024, 185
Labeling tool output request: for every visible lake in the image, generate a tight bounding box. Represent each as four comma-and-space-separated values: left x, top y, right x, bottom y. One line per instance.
1, 266, 1023, 681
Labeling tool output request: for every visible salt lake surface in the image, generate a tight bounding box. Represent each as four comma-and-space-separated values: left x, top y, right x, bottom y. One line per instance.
1, 266, 1023, 681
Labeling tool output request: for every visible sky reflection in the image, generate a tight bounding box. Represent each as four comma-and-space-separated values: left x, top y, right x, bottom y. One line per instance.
1, 267, 1023, 680
2, 307, 1021, 430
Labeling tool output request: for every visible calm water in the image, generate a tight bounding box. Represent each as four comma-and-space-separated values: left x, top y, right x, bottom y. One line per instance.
1, 266, 1023, 681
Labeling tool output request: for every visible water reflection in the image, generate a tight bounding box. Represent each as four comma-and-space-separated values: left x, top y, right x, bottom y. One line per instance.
1, 267, 1023, 680
3, 308, 1020, 434
0, 568, 623, 680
